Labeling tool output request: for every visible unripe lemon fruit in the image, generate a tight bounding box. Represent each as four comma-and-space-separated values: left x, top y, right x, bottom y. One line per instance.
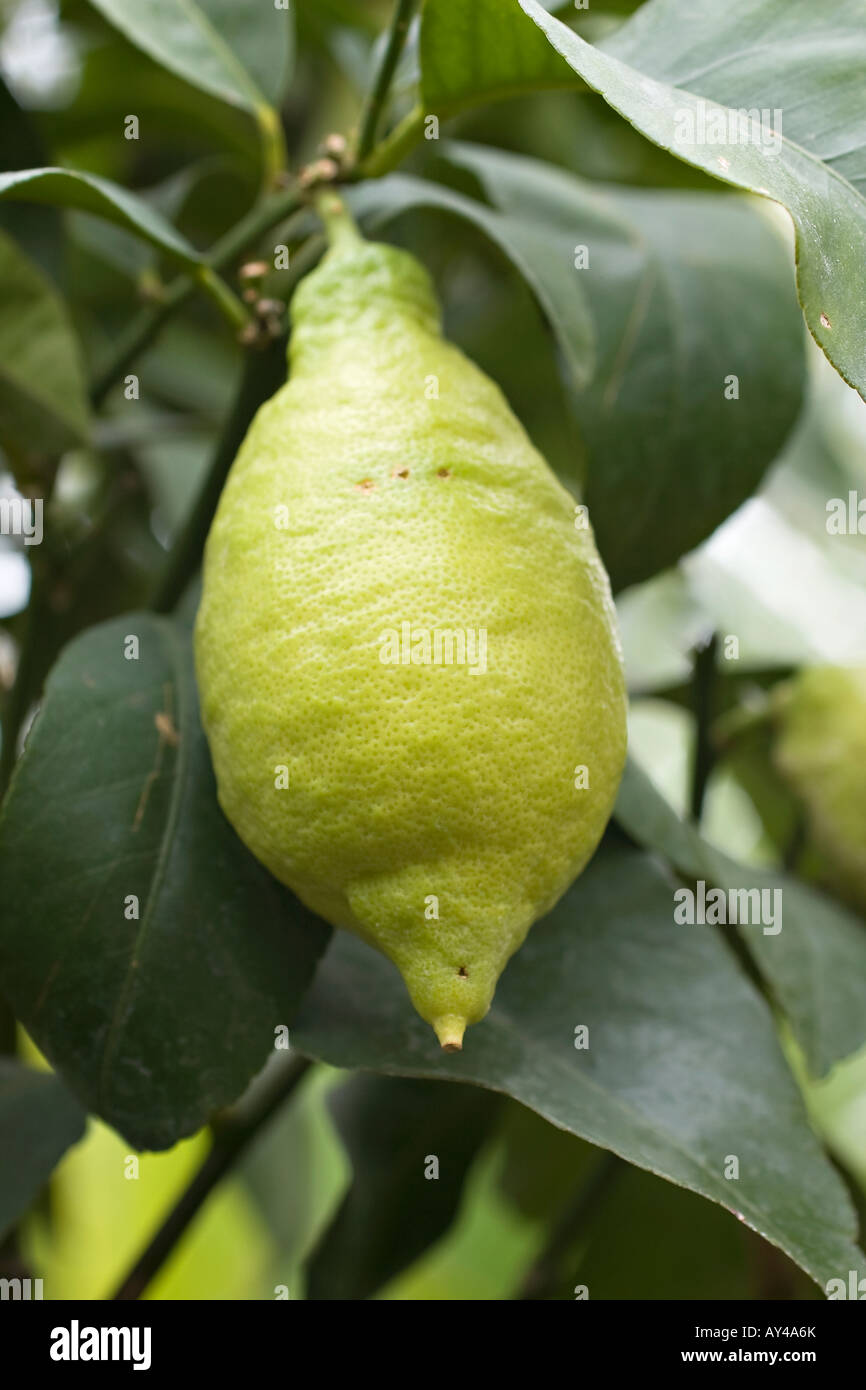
195, 198, 627, 1049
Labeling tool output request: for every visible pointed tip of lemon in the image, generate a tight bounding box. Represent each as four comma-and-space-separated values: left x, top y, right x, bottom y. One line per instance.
433, 1016, 467, 1052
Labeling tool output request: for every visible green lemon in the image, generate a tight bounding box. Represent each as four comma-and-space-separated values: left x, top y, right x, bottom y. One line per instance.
195, 198, 627, 1048
772, 666, 866, 914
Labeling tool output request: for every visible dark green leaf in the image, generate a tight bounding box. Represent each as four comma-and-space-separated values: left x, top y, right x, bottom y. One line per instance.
520, 0, 866, 399
615, 755, 866, 1076
348, 172, 595, 389
447, 142, 805, 588
306, 1074, 500, 1300
0, 1060, 86, 1239
292, 842, 863, 1290
0, 169, 202, 267
0, 229, 90, 454
0, 615, 330, 1149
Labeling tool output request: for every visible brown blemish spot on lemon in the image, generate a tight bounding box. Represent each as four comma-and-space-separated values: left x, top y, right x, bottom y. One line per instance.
354, 479, 376, 493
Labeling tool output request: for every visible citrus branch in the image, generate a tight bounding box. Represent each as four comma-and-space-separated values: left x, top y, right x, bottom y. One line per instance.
356, 103, 425, 179
150, 234, 323, 615
513, 1153, 622, 1300
355, 0, 421, 164
194, 265, 253, 334
90, 184, 304, 406
113, 1054, 312, 1301
690, 631, 719, 823
257, 102, 290, 189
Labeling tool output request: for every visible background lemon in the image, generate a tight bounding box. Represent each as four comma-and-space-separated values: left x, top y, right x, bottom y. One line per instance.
772, 666, 866, 914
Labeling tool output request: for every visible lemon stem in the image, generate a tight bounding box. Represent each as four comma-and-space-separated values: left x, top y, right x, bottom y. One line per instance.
256, 102, 289, 190
314, 189, 363, 254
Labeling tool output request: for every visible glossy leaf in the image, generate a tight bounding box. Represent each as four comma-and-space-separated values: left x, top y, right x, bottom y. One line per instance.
306, 1074, 500, 1299
447, 142, 805, 589
292, 842, 863, 1291
420, 0, 578, 113
615, 755, 866, 1076
0, 615, 330, 1149
0, 229, 90, 455
520, 0, 866, 399
0, 1061, 86, 1240
0, 169, 201, 267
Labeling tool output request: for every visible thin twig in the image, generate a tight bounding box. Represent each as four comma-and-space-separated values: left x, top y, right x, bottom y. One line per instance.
513, 1152, 622, 1300
355, 0, 420, 164
0, 555, 47, 800
90, 185, 304, 408
0, 999, 23, 1274
194, 265, 252, 334
257, 102, 289, 191
112, 1054, 312, 1301
150, 233, 323, 615
690, 631, 718, 824
355, 103, 425, 179
150, 332, 288, 615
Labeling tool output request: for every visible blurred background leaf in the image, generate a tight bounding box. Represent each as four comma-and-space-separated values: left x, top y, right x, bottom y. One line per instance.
26, 1107, 276, 1298
88, 0, 294, 112
0, 165, 203, 263
0, 70, 63, 275
0, 1059, 85, 1240
0, 226, 90, 456
305, 1074, 500, 1300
